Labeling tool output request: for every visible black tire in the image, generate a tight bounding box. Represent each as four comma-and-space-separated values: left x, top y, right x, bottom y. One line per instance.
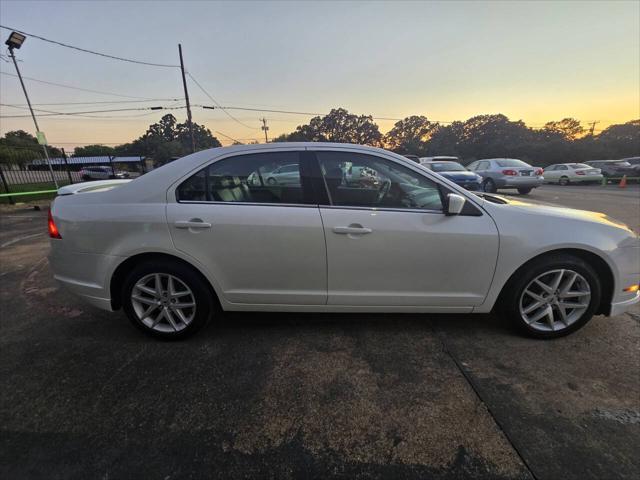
558, 176, 569, 186
483, 178, 497, 193
81, 175, 91, 181
267, 177, 277, 185
517, 187, 532, 194
501, 254, 601, 339
122, 259, 215, 339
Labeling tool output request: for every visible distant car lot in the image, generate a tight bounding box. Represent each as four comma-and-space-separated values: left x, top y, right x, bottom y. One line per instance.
0, 183, 638, 479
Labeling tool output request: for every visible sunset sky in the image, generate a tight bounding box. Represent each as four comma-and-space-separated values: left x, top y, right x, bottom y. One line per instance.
1, 0, 638, 148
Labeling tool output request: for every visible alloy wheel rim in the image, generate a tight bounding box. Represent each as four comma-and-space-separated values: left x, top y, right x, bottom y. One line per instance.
131, 273, 196, 333
519, 269, 591, 332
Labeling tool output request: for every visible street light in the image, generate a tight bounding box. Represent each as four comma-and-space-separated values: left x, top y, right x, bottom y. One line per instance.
5, 31, 26, 49
5, 31, 58, 188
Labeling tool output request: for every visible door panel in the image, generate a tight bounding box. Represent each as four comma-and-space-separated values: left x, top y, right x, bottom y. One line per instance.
319, 208, 499, 307
168, 150, 327, 306
167, 203, 327, 305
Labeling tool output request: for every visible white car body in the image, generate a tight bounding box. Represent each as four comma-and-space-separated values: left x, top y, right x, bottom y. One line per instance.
49, 143, 639, 329
543, 163, 603, 185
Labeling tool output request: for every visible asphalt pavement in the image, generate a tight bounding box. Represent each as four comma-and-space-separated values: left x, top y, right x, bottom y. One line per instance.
0, 184, 638, 479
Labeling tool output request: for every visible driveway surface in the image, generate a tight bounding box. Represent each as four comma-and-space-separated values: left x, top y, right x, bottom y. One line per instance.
1, 184, 638, 479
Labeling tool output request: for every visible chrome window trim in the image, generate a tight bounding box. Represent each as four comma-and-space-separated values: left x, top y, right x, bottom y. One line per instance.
319, 205, 445, 215
175, 200, 444, 214
176, 200, 317, 208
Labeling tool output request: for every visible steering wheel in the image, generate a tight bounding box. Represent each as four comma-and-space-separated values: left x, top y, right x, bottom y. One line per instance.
377, 179, 391, 203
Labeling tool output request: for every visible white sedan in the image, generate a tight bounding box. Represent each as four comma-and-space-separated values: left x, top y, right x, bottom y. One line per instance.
48, 143, 640, 339
543, 163, 603, 185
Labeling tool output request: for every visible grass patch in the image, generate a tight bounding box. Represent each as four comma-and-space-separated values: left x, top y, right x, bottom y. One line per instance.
0, 181, 71, 204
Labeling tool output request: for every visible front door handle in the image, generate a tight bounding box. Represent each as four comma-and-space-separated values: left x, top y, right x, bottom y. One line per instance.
174, 219, 212, 229
333, 224, 372, 235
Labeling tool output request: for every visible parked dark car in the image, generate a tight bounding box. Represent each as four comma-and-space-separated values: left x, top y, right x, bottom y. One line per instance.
621, 157, 640, 174
584, 160, 636, 178
420, 160, 482, 191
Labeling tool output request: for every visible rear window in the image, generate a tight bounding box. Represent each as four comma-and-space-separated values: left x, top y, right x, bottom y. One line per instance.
496, 159, 530, 168
430, 162, 466, 172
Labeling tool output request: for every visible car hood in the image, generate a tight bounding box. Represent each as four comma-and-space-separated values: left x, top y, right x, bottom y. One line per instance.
438, 171, 478, 180
482, 194, 635, 234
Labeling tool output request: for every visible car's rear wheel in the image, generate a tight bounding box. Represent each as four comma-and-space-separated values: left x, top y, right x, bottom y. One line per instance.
122, 260, 214, 339
559, 176, 569, 186
517, 187, 532, 194
502, 254, 601, 339
483, 178, 497, 193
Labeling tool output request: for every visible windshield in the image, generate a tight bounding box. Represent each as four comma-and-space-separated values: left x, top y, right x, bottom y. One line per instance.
496, 159, 530, 167
430, 162, 466, 172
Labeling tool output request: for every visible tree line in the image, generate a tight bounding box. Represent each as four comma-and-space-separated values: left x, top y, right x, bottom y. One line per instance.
274, 109, 639, 166
1, 110, 638, 167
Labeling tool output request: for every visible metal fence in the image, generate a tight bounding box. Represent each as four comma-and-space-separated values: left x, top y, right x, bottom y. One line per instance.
0, 147, 147, 203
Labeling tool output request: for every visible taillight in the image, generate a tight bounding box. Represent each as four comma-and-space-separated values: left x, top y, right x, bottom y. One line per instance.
48, 209, 62, 239
575, 170, 586, 175
535, 168, 544, 175
502, 169, 518, 176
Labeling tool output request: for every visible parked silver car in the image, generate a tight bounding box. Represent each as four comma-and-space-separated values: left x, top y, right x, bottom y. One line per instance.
466, 158, 544, 194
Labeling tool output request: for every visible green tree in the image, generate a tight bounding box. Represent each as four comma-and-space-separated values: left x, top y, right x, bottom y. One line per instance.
383, 116, 438, 155
114, 114, 221, 165
278, 108, 383, 146
73, 144, 116, 157
594, 119, 640, 159
0, 130, 62, 163
543, 118, 584, 140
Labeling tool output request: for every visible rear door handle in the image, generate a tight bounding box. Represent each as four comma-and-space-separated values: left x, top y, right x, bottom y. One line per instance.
333, 225, 372, 235
174, 219, 212, 229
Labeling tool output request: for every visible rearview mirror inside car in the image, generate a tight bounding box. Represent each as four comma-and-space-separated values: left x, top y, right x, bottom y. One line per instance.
446, 193, 466, 216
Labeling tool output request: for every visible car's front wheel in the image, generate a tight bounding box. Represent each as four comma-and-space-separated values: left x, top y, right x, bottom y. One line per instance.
502, 254, 601, 339
122, 260, 214, 339
559, 176, 570, 186
517, 187, 532, 194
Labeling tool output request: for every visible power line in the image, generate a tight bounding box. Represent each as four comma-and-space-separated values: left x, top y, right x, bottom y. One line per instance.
3, 98, 181, 107
0, 25, 180, 68
0, 71, 154, 99
214, 130, 245, 144
0, 103, 187, 118
199, 104, 418, 123
187, 72, 260, 130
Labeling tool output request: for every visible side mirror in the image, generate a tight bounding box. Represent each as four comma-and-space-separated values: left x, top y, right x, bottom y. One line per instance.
446, 193, 466, 216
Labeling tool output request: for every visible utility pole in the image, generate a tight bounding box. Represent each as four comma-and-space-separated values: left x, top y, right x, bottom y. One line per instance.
260, 117, 269, 143
588, 120, 600, 136
178, 44, 196, 153
5, 32, 58, 188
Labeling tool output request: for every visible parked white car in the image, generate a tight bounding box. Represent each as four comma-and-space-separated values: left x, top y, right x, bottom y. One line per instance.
543, 163, 603, 185
79, 166, 130, 181
49, 143, 639, 340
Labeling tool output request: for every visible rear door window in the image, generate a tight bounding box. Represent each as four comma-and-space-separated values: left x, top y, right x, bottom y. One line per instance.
177, 151, 315, 205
